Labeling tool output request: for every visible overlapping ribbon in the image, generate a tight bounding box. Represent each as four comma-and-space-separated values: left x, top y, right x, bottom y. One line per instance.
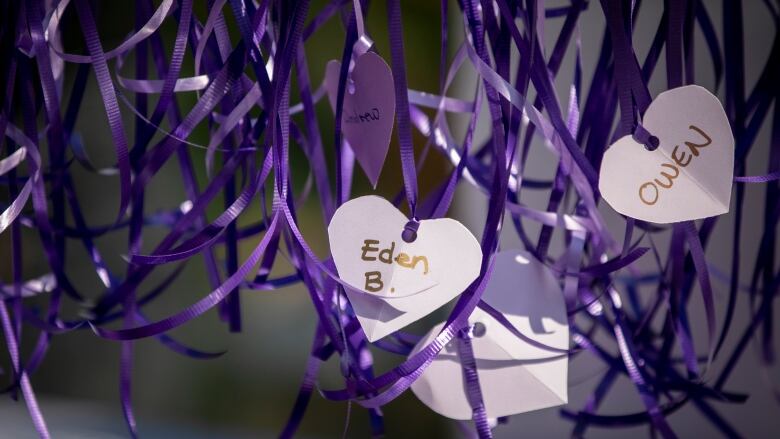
1, 1, 779, 438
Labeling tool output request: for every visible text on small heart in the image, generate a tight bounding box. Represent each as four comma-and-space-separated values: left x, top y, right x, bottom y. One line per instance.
344, 107, 381, 124
360, 239, 430, 293
637, 124, 713, 206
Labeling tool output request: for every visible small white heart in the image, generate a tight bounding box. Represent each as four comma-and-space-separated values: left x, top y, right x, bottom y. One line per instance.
599, 85, 734, 223
328, 196, 482, 342
410, 251, 569, 420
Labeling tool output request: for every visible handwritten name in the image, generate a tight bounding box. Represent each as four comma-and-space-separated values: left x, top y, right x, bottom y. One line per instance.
638, 125, 713, 206
360, 239, 429, 293
345, 107, 380, 124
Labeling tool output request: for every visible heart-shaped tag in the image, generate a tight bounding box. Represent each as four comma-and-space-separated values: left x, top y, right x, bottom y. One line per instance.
325, 52, 396, 188
410, 250, 569, 420
599, 85, 734, 223
327, 196, 482, 342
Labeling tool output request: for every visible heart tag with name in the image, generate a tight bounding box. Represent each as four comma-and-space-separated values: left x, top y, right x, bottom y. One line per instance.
325, 52, 396, 188
599, 85, 734, 223
410, 250, 569, 420
327, 196, 482, 342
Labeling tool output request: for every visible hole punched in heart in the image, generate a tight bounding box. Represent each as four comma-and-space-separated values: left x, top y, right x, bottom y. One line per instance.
402, 218, 420, 243
472, 322, 487, 338
344, 60, 357, 94
633, 123, 660, 151
345, 44, 374, 95
457, 322, 487, 340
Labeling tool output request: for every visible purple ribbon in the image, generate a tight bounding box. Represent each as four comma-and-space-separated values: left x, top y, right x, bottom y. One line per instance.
2, 1, 780, 437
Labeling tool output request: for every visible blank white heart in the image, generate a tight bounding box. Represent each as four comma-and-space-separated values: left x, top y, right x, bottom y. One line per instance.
410, 251, 569, 419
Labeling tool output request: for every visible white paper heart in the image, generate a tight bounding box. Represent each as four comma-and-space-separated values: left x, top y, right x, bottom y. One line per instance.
327, 195, 482, 342
325, 52, 396, 188
410, 250, 569, 420
599, 85, 734, 223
